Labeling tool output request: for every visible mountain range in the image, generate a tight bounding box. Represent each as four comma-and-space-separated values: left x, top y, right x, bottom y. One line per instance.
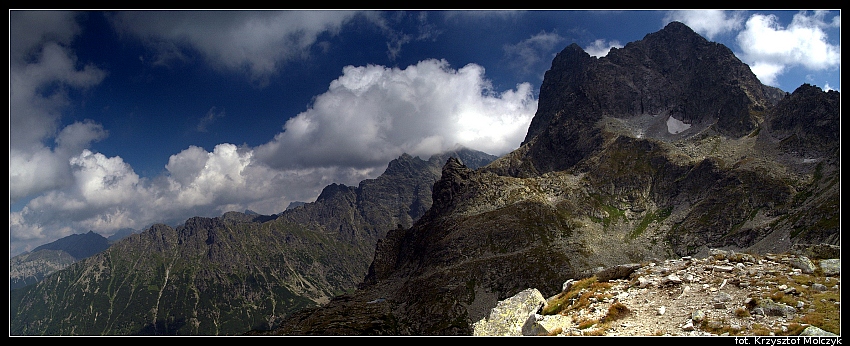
258, 21, 840, 335
9, 148, 496, 335
9, 22, 839, 336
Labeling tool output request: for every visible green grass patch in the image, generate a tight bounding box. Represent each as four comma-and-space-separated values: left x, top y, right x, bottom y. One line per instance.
630, 207, 672, 239
752, 271, 841, 335
599, 204, 625, 228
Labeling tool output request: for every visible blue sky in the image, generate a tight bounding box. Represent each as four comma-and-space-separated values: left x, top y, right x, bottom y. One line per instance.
9, 10, 841, 256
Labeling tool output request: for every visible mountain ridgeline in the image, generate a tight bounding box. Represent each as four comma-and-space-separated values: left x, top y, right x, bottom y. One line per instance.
262, 22, 839, 335
8, 149, 497, 335
9, 21, 839, 336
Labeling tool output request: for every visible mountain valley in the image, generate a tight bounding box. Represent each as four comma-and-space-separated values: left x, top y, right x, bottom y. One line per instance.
257, 22, 840, 336
9, 21, 840, 337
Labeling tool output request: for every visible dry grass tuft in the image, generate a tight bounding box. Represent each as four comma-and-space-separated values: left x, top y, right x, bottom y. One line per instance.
602, 302, 631, 322
752, 323, 772, 336
542, 276, 613, 316
577, 318, 598, 329
544, 327, 563, 336
734, 307, 750, 318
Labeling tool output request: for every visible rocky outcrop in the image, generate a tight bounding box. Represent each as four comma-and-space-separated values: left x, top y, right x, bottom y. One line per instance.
471, 288, 546, 336
9, 249, 77, 290
760, 83, 840, 160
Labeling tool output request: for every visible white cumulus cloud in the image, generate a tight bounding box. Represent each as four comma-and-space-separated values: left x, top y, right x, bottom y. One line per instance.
9, 57, 538, 257
735, 11, 840, 87
584, 39, 623, 58
9, 11, 108, 204
664, 10, 745, 39
254, 59, 537, 170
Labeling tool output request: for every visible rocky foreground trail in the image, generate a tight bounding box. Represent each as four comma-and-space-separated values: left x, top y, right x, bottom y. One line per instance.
473, 246, 840, 336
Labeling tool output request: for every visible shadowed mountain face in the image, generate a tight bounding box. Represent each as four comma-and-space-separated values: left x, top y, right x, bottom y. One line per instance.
30, 231, 111, 260
9, 148, 497, 336
265, 22, 839, 336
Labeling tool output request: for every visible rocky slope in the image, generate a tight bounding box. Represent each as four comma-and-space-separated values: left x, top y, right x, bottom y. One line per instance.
473, 246, 840, 336
9, 148, 496, 335
261, 22, 839, 336
9, 249, 77, 291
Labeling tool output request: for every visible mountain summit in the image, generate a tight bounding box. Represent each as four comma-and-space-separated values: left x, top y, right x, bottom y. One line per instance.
509, 21, 786, 177
266, 22, 839, 335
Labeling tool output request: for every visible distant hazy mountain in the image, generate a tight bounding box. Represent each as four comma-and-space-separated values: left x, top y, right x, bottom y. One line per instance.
285, 201, 307, 210
107, 228, 140, 243
31, 231, 110, 259
10, 231, 110, 290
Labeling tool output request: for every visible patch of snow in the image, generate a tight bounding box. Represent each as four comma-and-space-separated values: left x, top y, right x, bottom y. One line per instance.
666, 116, 691, 134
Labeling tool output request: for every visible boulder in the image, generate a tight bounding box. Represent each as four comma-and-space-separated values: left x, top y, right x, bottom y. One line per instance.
472, 288, 546, 336
754, 299, 796, 317
788, 256, 816, 274
819, 259, 840, 276
799, 326, 838, 336
596, 263, 643, 282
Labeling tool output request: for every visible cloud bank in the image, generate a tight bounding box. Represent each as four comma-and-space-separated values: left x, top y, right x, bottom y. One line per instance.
664, 10, 745, 40
9, 11, 108, 204
255, 59, 536, 169
735, 11, 841, 87
108, 11, 360, 84
584, 39, 623, 58
10, 37, 537, 256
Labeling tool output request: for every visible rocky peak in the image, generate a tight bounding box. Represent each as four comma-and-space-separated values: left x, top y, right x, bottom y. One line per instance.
30, 230, 109, 260
316, 183, 356, 202
761, 83, 840, 159
427, 157, 473, 216
523, 43, 596, 145
515, 21, 777, 177
383, 153, 421, 177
